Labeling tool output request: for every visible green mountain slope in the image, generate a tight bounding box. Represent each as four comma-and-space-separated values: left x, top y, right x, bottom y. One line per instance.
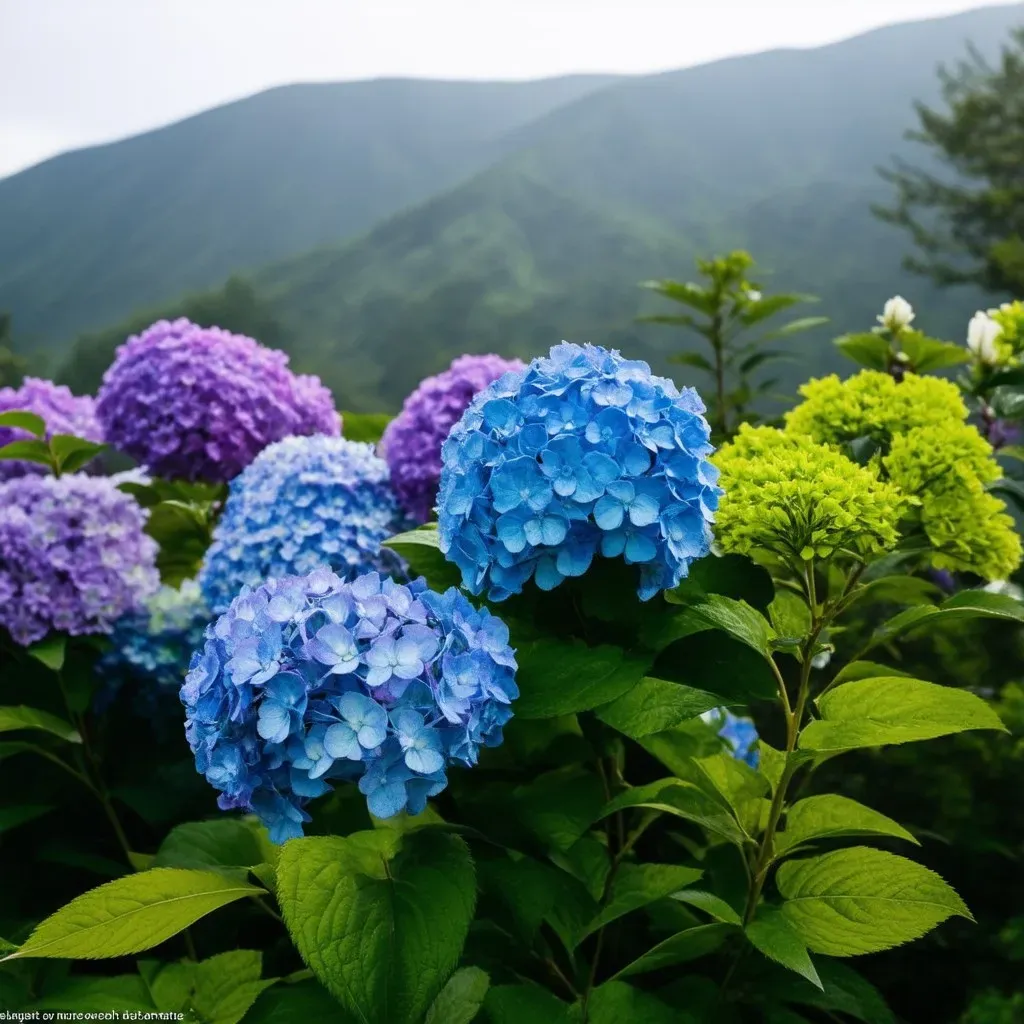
58, 4, 1024, 412
0, 75, 615, 347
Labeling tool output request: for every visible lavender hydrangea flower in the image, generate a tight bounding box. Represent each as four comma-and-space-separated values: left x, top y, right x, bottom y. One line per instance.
181, 568, 518, 843
0, 377, 102, 480
0, 475, 159, 646
437, 342, 721, 602
199, 436, 408, 615
382, 354, 526, 523
95, 318, 340, 482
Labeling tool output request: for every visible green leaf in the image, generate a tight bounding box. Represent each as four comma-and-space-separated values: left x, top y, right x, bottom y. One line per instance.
739, 293, 809, 327
669, 351, 714, 372
695, 752, 771, 837
776, 795, 917, 855
575, 864, 703, 945
2, 869, 264, 960
764, 316, 830, 339
834, 332, 890, 370
49, 434, 108, 474
26, 634, 67, 671
669, 553, 775, 612
640, 279, 716, 315
341, 412, 392, 444
0, 438, 53, 466
573, 981, 680, 1023
485, 983, 573, 1024
777, 847, 972, 956
770, 960, 896, 1024
153, 817, 278, 878
594, 677, 727, 739
0, 705, 81, 743
0, 803, 54, 834
244, 980, 345, 1024
383, 526, 461, 592
613, 923, 735, 979
29, 975, 157, 1012
800, 676, 1007, 752
190, 950, 275, 1024
0, 410, 45, 436
600, 779, 748, 845
276, 829, 475, 1024
865, 589, 1024, 651
425, 967, 489, 1024
769, 590, 811, 646
514, 639, 651, 719
899, 332, 968, 372
515, 768, 606, 852
746, 905, 822, 988
651, 594, 775, 659
830, 661, 911, 685
670, 889, 742, 925
843, 575, 942, 612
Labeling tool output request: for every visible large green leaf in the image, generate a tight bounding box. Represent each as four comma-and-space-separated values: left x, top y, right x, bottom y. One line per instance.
834, 332, 890, 370
28, 976, 157, 1013
244, 980, 346, 1024
668, 553, 775, 612
484, 983, 573, 1024
573, 981, 681, 1023
776, 795, 917, 855
613, 923, 735, 979
746, 905, 821, 988
0, 804, 53, 834
594, 677, 726, 739
49, 434, 108, 474
800, 676, 1006, 752
574, 863, 703, 946
649, 595, 775, 658
777, 847, 971, 956
695, 753, 771, 837
600, 779, 747, 845
384, 526, 461, 591
153, 817, 277, 880
0, 705, 80, 743
276, 829, 475, 1024
640, 279, 716, 315
899, 332, 967, 372
2, 869, 263, 960
190, 950, 275, 1024
425, 967, 490, 1024
514, 768, 606, 852
0, 438, 52, 466
764, 960, 896, 1024
864, 590, 1024, 651
514, 639, 651, 718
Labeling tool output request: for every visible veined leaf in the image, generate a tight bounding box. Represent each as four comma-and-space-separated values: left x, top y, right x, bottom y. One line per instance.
800, 676, 1006, 752
777, 847, 971, 956
670, 889, 742, 925
514, 768, 605, 852
0, 410, 45, 436
153, 818, 278, 878
746, 905, 822, 989
424, 967, 489, 1024
649, 594, 775, 659
594, 677, 726, 739
573, 981, 680, 1023
834, 333, 890, 371
899, 332, 967, 372
0, 706, 80, 743
2, 869, 263, 960
776, 795, 917, 855
600, 779, 747, 845
830, 661, 911, 686
668, 553, 775, 612
190, 950, 275, 1024
612, 923, 735, 979
574, 863, 703, 946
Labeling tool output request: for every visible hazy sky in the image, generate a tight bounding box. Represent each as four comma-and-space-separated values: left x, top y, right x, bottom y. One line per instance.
0, 0, 1015, 178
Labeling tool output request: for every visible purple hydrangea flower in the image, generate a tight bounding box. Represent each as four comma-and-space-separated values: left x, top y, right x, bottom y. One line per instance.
95, 318, 340, 482
0, 377, 102, 480
381, 354, 526, 523
181, 569, 518, 843
0, 475, 159, 646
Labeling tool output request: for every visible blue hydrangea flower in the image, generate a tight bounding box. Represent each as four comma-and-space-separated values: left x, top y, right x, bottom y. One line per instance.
702, 708, 760, 768
199, 435, 409, 614
181, 568, 518, 843
437, 343, 721, 601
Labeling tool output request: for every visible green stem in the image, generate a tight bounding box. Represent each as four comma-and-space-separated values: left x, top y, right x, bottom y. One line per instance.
712, 315, 728, 438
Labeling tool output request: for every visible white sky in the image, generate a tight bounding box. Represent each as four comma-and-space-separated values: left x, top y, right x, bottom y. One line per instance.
0, 0, 1015, 178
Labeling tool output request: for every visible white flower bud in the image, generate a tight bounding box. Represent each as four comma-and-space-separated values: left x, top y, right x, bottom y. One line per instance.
967, 311, 1003, 364
878, 296, 915, 332
745, 289, 762, 303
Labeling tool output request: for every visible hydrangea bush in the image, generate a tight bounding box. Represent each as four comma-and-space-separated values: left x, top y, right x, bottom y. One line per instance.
438, 342, 720, 601
198, 435, 407, 614
382, 353, 525, 523
0, 377, 102, 479
96, 318, 340, 482
181, 569, 518, 843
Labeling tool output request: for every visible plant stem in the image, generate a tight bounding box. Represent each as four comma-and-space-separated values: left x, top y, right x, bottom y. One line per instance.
712, 314, 728, 438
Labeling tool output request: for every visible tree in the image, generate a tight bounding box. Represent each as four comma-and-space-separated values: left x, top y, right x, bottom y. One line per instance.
876, 28, 1024, 295
0, 312, 27, 388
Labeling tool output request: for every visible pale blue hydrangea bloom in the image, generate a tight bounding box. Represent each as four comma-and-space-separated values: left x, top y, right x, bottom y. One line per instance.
702, 708, 760, 768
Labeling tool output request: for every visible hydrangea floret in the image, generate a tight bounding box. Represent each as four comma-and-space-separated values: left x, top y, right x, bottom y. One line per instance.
96, 318, 340, 482
181, 568, 518, 843
0, 377, 102, 480
437, 342, 721, 602
0, 475, 158, 645
382, 353, 526, 524
702, 708, 760, 768
199, 436, 407, 614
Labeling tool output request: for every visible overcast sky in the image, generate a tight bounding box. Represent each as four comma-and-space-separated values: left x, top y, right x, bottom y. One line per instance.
0, 0, 1015, 178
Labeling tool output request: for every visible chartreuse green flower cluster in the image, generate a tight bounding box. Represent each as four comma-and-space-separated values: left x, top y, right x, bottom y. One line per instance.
717, 371, 1021, 580
714, 425, 906, 563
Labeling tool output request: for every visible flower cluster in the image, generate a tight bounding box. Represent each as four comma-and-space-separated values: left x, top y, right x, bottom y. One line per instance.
102, 580, 210, 691
382, 353, 526, 524
702, 708, 760, 768
96, 318, 340, 482
0, 475, 158, 645
181, 569, 518, 843
199, 436, 408, 614
0, 377, 102, 480
784, 370, 967, 443
714, 425, 906, 563
437, 343, 720, 602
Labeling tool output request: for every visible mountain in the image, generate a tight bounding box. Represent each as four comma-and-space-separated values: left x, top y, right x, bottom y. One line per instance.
0, 74, 615, 347
48, 4, 1024, 411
